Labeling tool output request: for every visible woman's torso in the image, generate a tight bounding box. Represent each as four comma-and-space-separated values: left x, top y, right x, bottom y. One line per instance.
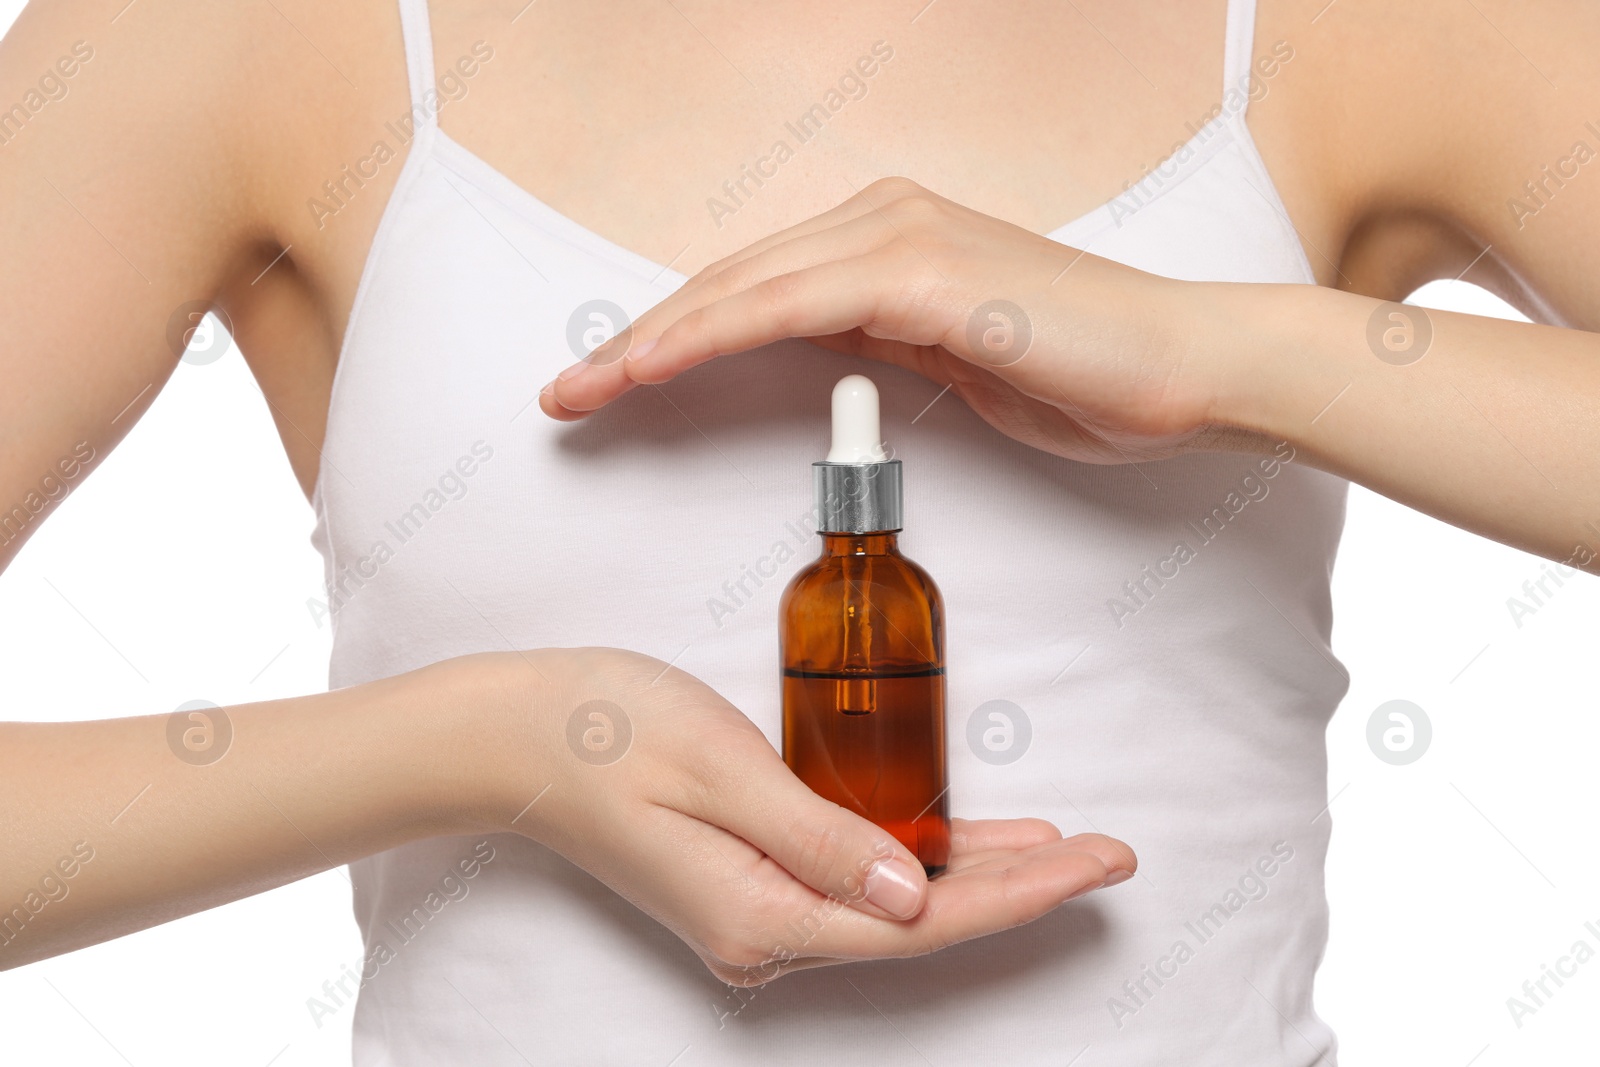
298, 0, 1355, 1062
242, 0, 1384, 493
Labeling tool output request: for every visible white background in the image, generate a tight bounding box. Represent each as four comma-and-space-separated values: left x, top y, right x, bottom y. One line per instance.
2, 2, 1597, 1064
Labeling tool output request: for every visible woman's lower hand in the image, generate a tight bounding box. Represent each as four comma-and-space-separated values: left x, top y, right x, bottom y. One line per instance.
460, 647, 1134, 986
540, 177, 1245, 464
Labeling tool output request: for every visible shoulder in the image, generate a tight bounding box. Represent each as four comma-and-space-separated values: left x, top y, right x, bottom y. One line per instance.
1252, 0, 1600, 322
1, 0, 409, 253
0, 0, 416, 513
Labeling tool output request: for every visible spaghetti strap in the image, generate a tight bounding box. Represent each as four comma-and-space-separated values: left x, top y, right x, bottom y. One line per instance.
397, 0, 437, 121
1221, 0, 1259, 102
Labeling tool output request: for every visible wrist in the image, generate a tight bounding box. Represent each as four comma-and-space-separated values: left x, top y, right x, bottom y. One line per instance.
404, 649, 568, 840
1186, 280, 1345, 452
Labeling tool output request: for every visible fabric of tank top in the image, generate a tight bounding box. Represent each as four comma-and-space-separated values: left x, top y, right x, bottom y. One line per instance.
309, 0, 1350, 1061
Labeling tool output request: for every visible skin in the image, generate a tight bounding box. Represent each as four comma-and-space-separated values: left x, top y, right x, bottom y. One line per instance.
0, 0, 1595, 989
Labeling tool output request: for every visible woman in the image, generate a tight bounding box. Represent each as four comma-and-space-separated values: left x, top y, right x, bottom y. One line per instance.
2, 0, 1595, 1062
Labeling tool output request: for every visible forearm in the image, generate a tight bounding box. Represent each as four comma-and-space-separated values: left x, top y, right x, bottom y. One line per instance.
1207, 282, 1600, 573
0, 657, 520, 969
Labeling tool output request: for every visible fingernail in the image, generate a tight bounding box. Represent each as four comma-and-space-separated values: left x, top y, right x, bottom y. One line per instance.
539, 380, 555, 397
1067, 880, 1107, 901
1103, 868, 1133, 887
557, 361, 589, 381
864, 857, 923, 919
623, 336, 656, 364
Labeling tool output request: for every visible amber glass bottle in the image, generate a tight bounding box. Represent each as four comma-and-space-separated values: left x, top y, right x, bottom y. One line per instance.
780, 376, 951, 875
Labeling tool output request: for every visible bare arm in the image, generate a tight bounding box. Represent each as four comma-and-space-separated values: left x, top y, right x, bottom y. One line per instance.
0, 662, 497, 968
0, 1, 276, 566
1225, 0, 1600, 569
0, 2, 477, 968
1210, 283, 1600, 570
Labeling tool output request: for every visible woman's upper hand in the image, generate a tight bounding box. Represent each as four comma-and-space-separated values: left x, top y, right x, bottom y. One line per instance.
539, 177, 1238, 464
476, 647, 1134, 986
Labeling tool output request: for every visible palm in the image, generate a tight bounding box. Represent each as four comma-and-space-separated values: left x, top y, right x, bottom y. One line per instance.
817, 330, 1191, 464
670, 813, 1124, 983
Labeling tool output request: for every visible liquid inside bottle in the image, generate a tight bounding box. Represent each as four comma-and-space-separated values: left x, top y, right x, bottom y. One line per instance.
781, 531, 951, 875
783, 664, 950, 874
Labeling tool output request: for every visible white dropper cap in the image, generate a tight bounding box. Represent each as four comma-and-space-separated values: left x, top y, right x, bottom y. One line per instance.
814, 374, 902, 532
826, 374, 890, 462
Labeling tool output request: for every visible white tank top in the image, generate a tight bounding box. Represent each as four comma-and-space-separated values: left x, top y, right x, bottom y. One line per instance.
311, 1, 1349, 1061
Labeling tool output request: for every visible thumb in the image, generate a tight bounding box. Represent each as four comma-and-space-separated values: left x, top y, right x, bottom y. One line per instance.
690, 750, 931, 921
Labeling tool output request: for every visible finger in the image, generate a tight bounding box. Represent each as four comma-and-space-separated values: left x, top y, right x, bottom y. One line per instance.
673, 177, 925, 296
539, 179, 945, 414
939, 846, 1073, 878
949, 817, 1063, 854
537, 322, 649, 420
545, 214, 901, 414
673, 743, 933, 922
536, 379, 608, 422
942, 838, 1134, 887
942, 831, 1135, 882
544, 259, 885, 416
1056, 831, 1139, 885
618, 254, 925, 390
1017, 831, 1132, 889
